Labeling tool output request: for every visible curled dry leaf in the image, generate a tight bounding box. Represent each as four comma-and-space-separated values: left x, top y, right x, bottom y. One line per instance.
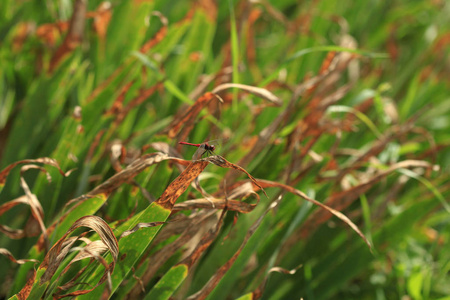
250, 264, 303, 300
20, 173, 48, 250
17, 215, 118, 299
0, 196, 30, 239
212, 83, 282, 106
192, 176, 216, 207
71, 240, 109, 262
267, 265, 303, 275
0, 157, 73, 189
0, 248, 39, 265
53, 244, 111, 295
0, 162, 67, 245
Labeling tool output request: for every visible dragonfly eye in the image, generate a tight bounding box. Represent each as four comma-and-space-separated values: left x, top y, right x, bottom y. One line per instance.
211, 145, 215, 151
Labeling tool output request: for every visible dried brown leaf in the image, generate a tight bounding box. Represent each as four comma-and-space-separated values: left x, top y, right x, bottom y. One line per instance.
49, 216, 117, 299
39, 215, 118, 280
91, 2, 111, 39
251, 264, 303, 300
205, 155, 268, 198
0, 157, 72, 187
0, 196, 29, 239
20, 173, 48, 250
0, 248, 39, 265
173, 197, 258, 213
54, 247, 112, 298
125, 212, 217, 299
140, 11, 168, 53
0, 162, 66, 246
166, 92, 220, 138
177, 209, 227, 270
212, 83, 282, 106
49, 0, 86, 72
71, 240, 109, 262
17, 216, 117, 299
186, 197, 282, 300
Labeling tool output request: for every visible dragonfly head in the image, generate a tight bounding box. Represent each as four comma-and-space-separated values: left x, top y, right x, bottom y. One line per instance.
210, 144, 216, 151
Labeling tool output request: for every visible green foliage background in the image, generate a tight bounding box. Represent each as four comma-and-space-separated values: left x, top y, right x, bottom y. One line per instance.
0, 0, 449, 299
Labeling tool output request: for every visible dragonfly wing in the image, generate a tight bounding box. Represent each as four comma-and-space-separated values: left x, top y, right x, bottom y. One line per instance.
192, 144, 206, 160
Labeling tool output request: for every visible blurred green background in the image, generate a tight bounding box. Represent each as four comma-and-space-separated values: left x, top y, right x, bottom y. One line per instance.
0, 0, 449, 299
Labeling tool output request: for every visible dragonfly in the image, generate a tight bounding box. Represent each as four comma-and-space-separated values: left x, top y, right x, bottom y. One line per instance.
179, 140, 218, 160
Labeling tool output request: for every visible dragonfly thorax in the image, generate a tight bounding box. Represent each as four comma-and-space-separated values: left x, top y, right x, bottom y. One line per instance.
205, 144, 215, 151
